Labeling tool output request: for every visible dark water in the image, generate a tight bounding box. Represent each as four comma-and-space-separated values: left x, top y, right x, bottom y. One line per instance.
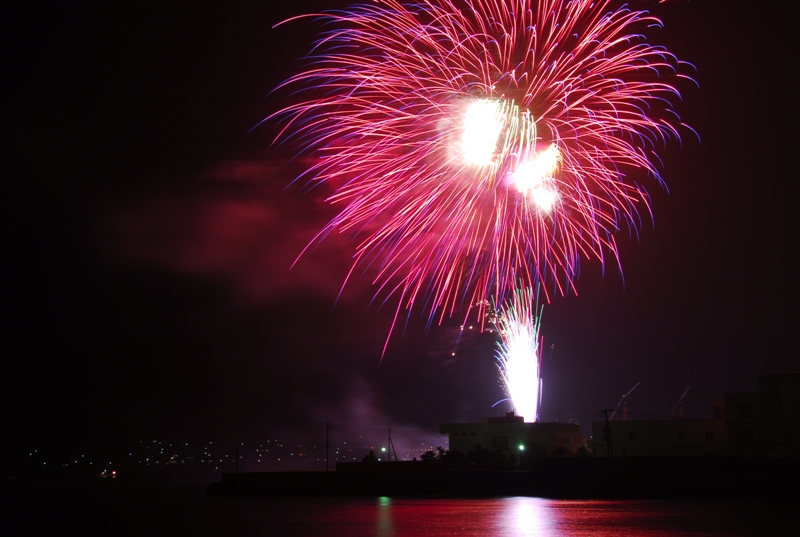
5, 482, 798, 536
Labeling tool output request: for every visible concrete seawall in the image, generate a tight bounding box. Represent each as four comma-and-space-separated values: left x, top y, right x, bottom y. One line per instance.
207, 457, 800, 499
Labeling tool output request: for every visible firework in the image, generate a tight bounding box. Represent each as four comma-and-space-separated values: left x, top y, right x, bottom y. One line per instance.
493, 288, 542, 422
272, 0, 690, 338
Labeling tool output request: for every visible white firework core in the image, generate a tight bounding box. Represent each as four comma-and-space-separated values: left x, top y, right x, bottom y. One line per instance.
461, 99, 506, 165
513, 143, 560, 211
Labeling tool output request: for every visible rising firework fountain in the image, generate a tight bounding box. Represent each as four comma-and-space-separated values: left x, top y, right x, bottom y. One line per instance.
494, 288, 543, 422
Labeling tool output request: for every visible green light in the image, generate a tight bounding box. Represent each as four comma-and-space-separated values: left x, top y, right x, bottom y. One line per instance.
381, 447, 386, 452
518, 444, 525, 451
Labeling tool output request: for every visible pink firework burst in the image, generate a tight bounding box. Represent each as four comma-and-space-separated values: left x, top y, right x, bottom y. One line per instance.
270, 0, 692, 342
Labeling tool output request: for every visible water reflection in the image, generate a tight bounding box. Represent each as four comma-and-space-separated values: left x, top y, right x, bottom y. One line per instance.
499, 497, 555, 535
357, 496, 795, 537
375, 496, 393, 537
368, 496, 564, 536
12, 483, 796, 536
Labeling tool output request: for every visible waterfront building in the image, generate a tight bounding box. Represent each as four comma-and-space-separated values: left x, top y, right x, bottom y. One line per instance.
592, 370, 800, 457
440, 412, 583, 456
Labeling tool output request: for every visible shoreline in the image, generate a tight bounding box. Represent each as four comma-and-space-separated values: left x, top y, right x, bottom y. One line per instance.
207, 457, 800, 500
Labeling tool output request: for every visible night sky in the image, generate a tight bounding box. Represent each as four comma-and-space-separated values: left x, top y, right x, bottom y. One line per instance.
3, 1, 797, 460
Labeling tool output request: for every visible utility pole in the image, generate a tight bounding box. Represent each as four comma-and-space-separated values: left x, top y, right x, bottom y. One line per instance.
326, 422, 331, 472
601, 409, 613, 457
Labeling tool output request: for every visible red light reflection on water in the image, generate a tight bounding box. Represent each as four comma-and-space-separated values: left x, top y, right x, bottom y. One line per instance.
378, 497, 566, 536
355, 497, 776, 537
251, 496, 797, 536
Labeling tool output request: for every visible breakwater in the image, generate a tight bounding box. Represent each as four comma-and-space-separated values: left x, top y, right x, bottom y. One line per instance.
207, 457, 800, 499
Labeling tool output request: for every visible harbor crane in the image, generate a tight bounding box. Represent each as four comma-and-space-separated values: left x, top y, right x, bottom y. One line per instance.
609, 382, 640, 421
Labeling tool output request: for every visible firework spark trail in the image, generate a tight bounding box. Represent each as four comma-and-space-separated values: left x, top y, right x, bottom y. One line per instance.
494, 287, 542, 422
271, 0, 691, 345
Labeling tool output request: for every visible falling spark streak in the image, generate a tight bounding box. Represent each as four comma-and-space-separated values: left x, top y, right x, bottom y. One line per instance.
494, 288, 542, 422
270, 0, 692, 344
